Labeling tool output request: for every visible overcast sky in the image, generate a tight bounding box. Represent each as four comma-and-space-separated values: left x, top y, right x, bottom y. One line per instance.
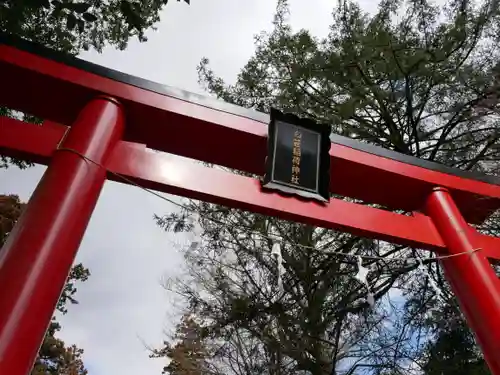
0, 1, 379, 374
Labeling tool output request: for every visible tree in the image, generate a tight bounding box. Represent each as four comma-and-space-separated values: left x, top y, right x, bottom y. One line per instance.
0, 0, 191, 52
155, 0, 500, 374
32, 323, 88, 375
417, 296, 490, 375
0, 195, 91, 375
422, 325, 489, 375
150, 312, 212, 375
0, 195, 23, 247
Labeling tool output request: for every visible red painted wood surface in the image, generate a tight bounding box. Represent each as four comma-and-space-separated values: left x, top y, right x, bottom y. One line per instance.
2, 116, 500, 259
0, 98, 124, 375
426, 188, 500, 374
1, 43, 500, 223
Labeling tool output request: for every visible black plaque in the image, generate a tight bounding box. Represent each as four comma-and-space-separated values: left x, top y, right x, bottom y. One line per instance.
262, 109, 332, 202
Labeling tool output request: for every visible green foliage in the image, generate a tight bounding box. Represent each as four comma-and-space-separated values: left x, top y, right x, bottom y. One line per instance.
57, 263, 90, 315
155, 0, 500, 374
0, 195, 22, 247
423, 326, 490, 375
414, 295, 491, 375
199, 0, 500, 170
32, 320, 88, 375
0, 0, 191, 52
150, 313, 211, 375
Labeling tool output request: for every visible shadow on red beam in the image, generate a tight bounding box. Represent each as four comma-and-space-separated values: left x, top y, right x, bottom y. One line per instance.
0, 116, 66, 165
1, 40, 500, 224
106, 142, 500, 259
1, 117, 499, 259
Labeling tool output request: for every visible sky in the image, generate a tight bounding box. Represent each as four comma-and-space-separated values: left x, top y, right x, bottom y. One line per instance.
0, 1, 379, 374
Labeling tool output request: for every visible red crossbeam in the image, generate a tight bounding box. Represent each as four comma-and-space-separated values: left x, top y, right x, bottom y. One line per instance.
2, 117, 500, 259
1, 42, 500, 223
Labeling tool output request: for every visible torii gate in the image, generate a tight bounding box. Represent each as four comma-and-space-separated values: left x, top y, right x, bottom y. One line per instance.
1, 34, 500, 375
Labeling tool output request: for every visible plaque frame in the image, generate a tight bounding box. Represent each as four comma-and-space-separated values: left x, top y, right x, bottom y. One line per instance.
262, 108, 332, 203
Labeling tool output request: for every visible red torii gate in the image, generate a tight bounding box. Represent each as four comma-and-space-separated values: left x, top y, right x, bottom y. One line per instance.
1, 34, 500, 374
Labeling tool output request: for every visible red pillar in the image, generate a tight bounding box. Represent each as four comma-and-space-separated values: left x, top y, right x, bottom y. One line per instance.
426, 187, 500, 374
0, 97, 124, 375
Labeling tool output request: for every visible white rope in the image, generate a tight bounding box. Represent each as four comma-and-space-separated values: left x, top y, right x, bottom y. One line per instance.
57, 147, 483, 264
